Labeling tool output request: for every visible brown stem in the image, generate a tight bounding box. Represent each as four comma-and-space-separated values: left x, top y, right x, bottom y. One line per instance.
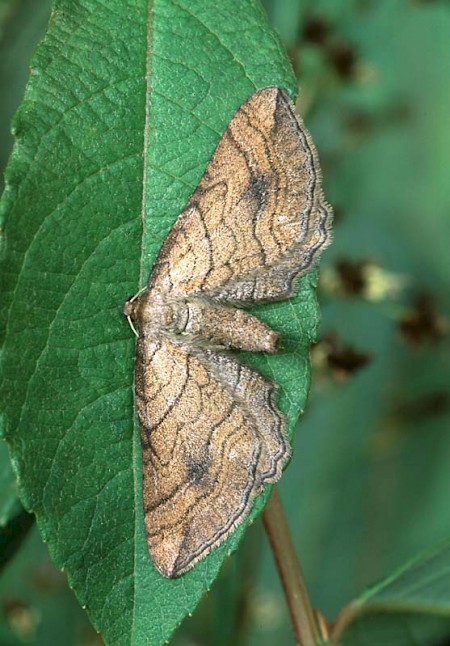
263, 487, 323, 646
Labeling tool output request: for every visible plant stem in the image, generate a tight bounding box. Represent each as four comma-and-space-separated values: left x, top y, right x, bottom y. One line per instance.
263, 487, 322, 646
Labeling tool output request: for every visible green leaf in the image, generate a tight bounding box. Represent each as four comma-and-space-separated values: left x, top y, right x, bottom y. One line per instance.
0, 440, 21, 527
333, 539, 450, 645
0, 1, 323, 644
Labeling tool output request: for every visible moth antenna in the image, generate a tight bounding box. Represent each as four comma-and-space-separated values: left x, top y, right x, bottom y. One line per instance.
125, 286, 147, 337
127, 315, 139, 338
130, 285, 147, 302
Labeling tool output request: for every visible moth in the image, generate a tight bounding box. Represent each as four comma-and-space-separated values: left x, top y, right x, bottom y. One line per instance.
124, 86, 332, 578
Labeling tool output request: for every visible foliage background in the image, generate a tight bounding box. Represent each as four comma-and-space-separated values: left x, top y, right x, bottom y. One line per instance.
0, 0, 449, 645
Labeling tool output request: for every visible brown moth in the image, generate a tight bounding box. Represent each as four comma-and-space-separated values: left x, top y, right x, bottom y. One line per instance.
124, 86, 332, 578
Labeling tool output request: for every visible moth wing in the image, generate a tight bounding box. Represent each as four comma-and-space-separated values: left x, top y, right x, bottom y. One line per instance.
149, 86, 332, 303
135, 335, 288, 577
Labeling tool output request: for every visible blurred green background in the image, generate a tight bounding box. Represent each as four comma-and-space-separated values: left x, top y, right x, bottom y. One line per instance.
0, 0, 449, 644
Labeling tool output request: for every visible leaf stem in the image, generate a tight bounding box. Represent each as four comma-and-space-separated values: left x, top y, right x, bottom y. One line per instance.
263, 487, 323, 646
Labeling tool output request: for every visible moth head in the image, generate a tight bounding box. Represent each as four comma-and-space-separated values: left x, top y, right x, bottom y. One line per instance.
124, 291, 179, 335
123, 296, 139, 320
124, 285, 153, 319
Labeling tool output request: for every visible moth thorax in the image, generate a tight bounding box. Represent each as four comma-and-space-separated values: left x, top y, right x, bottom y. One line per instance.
125, 292, 184, 334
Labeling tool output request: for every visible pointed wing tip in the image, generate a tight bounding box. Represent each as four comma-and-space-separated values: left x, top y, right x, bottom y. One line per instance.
150, 529, 198, 579
246, 86, 290, 110
152, 552, 184, 579
153, 551, 201, 579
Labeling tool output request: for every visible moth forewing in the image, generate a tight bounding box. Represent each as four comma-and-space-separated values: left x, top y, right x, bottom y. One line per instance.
126, 86, 333, 578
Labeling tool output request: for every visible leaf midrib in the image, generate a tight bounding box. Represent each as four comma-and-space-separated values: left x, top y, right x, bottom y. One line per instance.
132, 0, 155, 643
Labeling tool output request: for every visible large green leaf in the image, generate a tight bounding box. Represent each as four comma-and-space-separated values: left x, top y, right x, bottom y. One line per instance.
333, 539, 450, 645
0, 440, 21, 527
0, 1, 325, 644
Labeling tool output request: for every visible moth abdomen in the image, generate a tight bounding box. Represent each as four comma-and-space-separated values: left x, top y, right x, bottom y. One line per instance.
177, 298, 279, 353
